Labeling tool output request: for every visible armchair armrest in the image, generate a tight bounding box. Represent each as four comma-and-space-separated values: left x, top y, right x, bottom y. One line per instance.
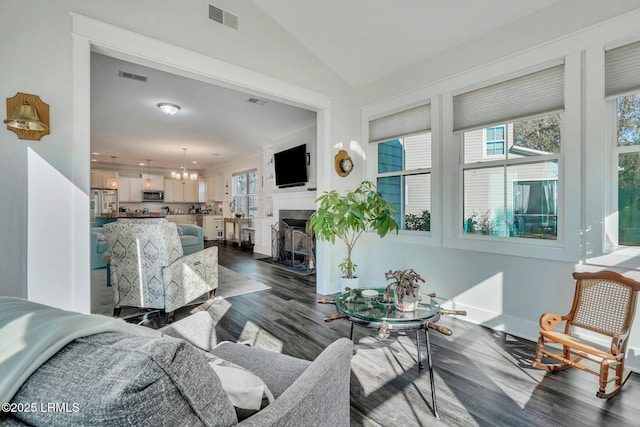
539, 312, 569, 331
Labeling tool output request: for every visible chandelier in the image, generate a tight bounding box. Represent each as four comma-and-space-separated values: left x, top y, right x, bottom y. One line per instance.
172, 148, 197, 182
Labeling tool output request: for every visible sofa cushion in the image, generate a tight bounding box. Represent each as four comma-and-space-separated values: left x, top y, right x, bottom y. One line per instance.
11, 332, 237, 427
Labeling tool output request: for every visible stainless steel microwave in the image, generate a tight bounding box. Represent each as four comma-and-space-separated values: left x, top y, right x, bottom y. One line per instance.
142, 191, 164, 201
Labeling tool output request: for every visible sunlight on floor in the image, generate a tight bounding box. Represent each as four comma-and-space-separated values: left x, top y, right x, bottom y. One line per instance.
238, 320, 283, 352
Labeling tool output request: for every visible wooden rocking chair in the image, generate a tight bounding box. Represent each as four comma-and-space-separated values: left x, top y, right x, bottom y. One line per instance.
532, 271, 640, 398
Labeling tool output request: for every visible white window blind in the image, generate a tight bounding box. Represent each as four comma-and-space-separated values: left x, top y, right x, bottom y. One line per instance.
369, 104, 431, 143
605, 40, 640, 99
453, 64, 564, 133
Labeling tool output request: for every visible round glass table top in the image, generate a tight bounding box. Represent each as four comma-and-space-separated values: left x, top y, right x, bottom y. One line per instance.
335, 287, 441, 323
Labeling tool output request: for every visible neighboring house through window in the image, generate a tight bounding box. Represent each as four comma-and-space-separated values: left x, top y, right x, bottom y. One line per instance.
484, 125, 506, 158
370, 104, 432, 232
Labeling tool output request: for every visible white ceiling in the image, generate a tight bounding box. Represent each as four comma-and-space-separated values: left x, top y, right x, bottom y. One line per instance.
91, 0, 595, 175
252, 0, 562, 88
90, 53, 317, 173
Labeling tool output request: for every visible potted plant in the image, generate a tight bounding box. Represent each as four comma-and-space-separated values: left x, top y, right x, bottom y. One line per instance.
309, 181, 399, 286
384, 268, 425, 312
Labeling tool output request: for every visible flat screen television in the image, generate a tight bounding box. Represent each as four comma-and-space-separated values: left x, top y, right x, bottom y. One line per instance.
274, 144, 308, 188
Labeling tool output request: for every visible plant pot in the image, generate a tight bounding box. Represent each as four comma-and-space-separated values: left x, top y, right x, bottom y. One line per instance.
339, 276, 360, 290
393, 284, 420, 312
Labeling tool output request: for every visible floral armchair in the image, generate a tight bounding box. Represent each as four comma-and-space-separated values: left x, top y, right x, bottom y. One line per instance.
103, 218, 217, 319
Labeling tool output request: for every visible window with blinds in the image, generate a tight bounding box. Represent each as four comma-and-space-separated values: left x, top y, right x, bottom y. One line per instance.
606, 40, 640, 247
456, 64, 564, 240
369, 104, 432, 232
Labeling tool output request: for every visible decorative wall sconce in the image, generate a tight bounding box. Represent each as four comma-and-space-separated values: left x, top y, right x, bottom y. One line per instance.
4, 92, 50, 141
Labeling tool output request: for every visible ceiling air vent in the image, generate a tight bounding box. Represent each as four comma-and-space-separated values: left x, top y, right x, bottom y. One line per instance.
209, 4, 239, 30
118, 70, 148, 83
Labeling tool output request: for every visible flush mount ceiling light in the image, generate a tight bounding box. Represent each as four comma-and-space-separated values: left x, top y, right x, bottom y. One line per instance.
143, 159, 155, 191
157, 102, 180, 115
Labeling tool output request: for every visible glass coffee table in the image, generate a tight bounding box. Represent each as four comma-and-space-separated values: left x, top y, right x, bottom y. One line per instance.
332, 287, 457, 419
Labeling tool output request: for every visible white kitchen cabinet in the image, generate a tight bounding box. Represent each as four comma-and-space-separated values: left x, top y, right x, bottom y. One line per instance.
118, 178, 131, 201
145, 174, 165, 191
165, 214, 196, 225
203, 215, 223, 241
90, 169, 119, 188
117, 178, 143, 202
206, 175, 224, 201
183, 180, 198, 202
165, 178, 198, 202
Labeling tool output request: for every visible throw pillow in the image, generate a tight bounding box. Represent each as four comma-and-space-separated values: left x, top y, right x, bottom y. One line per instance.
96, 232, 105, 241
176, 225, 184, 235
11, 332, 238, 426
200, 351, 274, 421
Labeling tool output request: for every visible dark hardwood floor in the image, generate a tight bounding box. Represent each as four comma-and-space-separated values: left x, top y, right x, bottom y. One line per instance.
200, 242, 640, 427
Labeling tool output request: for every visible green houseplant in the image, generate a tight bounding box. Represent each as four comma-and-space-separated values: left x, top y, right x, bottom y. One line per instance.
309, 181, 399, 279
384, 268, 425, 312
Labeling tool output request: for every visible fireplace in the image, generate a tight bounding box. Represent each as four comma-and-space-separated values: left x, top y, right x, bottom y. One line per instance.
271, 210, 315, 272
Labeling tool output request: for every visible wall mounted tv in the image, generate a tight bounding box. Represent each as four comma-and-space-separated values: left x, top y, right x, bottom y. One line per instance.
274, 144, 308, 188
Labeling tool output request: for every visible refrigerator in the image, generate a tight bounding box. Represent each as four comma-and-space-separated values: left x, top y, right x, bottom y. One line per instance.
90, 188, 118, 227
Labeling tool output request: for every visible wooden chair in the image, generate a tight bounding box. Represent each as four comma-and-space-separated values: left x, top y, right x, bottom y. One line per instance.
532, 271, 640, 398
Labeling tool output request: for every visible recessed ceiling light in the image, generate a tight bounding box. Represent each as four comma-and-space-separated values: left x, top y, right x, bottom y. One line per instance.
138, 162, 146, 166
91, 159, 97, 162
91, 152, 99, 155
192, 161, 197, 164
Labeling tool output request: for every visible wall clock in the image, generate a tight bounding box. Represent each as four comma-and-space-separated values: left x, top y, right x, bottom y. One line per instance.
334, 149, 354, 177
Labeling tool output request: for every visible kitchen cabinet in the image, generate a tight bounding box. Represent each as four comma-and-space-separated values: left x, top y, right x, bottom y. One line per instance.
203, 215, 223, 241
164, 178, 198, 202
206, 175, 223, 201
117, 178, 143, 202
90, 169, 119, 188
165, 214, 196, 225
183, 180, 198, 202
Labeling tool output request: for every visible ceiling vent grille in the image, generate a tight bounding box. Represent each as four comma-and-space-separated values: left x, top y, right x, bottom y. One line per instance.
209, 4, 239, 30
118, 70, 148, 83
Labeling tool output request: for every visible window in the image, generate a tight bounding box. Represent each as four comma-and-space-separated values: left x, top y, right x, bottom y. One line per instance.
454, 64, 564, 240
462, 116, 560, 239
370, 104, 431, 231
232, 170, 257, 218
605, 41, 640, 247
614, 93, 640, 246
377, 134, 432, 231
484, 126, 505, 158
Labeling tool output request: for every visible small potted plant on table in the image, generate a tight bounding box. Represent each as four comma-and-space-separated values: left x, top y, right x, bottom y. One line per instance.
384, 268, 425, 312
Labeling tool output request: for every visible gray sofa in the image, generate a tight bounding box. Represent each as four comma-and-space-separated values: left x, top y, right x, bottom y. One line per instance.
1, 312, 352, 426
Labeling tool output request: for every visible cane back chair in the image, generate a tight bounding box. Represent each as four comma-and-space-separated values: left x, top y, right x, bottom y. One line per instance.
532, 271, 640, 398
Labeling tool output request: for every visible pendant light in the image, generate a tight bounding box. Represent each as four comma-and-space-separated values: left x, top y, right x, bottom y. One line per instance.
142, 159, 155, 190
106, 156, 121, 190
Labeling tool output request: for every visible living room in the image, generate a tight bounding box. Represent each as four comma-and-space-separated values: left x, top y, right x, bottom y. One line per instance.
4, 1, 640, 425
